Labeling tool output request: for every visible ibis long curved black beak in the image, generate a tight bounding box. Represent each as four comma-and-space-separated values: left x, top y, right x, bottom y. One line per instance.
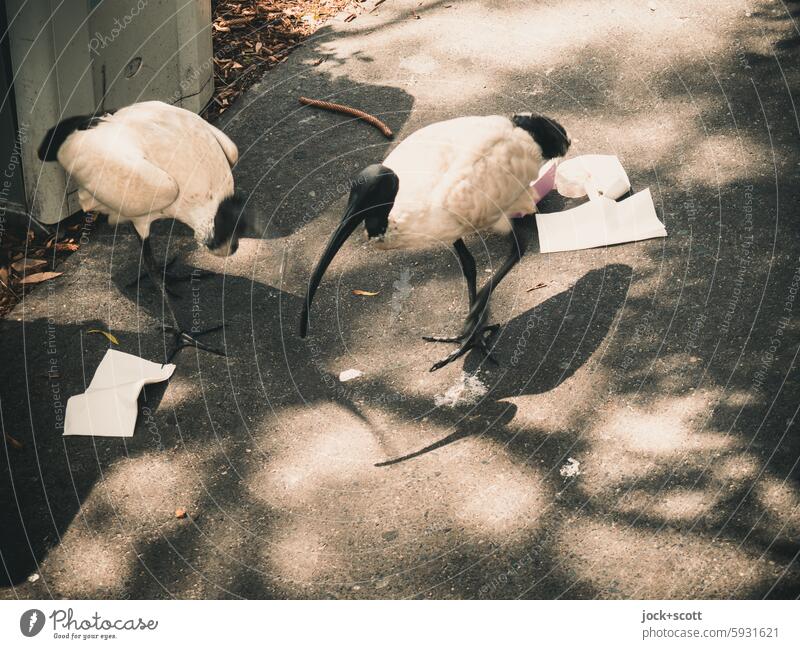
299, 205, 365, 338
300, 164, 398, 338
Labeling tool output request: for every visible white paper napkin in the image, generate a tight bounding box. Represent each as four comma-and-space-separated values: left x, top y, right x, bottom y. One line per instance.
64, 349, 175, 437
536, 187, 667, 253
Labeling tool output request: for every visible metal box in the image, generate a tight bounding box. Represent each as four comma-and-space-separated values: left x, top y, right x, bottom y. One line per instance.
2, 0, 213, 224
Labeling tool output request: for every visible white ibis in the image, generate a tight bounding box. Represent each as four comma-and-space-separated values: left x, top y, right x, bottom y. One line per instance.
38, 100, 246, 360
300, 113, 570, 371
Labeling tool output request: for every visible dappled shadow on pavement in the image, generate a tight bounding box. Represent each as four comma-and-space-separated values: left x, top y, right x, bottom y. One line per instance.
3, 0, 800, 599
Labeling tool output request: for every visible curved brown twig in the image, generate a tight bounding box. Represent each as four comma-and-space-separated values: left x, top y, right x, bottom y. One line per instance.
298, 96, 393, 139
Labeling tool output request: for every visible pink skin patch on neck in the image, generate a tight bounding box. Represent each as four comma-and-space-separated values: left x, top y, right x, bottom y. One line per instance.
531, 160, 558, 202
510, 160, 558, 219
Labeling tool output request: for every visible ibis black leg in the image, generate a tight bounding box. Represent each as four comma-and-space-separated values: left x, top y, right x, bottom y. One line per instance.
428, 216, 535, 372
133, 226, 224, 361
422, 238, 478, 344
453, 238, 477, 306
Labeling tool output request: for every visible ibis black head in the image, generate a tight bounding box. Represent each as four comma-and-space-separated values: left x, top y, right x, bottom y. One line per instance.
512, 113, 571, 159
206, 189, 248, 257
300, 163, 399, 338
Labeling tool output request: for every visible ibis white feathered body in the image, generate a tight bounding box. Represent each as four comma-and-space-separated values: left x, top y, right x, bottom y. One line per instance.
375, 115, 545, 249
39, 100, 247, 360
300, 110, 570, 370
53, 101, 239, 251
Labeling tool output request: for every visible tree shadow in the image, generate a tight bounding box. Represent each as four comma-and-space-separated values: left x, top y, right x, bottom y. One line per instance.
0, 271, 314, 593
0, 315, 168, 587
5, 0, 800, 600
217, 24, 414, 240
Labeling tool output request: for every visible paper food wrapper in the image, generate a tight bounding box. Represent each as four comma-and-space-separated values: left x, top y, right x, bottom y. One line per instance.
556, 154, 631, 200
64, 349, 175, 437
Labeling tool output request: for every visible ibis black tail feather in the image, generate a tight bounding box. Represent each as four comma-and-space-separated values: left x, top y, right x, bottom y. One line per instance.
37, 113, 113, 162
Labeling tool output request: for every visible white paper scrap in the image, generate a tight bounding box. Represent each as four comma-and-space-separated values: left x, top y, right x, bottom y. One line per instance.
64, 349, 175, 437
536, 188, 666, 253
339, 368, 364, 382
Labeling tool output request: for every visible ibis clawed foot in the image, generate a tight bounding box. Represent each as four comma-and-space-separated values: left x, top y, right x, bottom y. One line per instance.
425, 323, 500, 371
426, 216, 535, 371
134, 225, 226, 361
161, 324, 224, 362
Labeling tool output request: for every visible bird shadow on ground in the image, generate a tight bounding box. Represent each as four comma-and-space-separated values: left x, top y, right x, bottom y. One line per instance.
373, 264, 632, 466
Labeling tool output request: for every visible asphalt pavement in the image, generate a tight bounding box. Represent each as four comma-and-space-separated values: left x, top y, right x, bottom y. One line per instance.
2, 0, 799, 598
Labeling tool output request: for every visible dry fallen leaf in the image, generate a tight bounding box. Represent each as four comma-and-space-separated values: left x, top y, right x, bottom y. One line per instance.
55, 242, 79, 252
175, 508, 188, 519
205, 0, 354, 122
11, 258, 47, 273
19, 271, 62, 285
3, 431, 23, 450
223, 16, 252, 28
352, 289, 379, 296
87, 329, 120, 345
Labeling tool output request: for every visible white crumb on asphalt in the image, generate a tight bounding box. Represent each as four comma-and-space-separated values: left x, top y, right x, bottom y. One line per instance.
339, 369, 364, 382
559, 457, 581, 478
434, 372, 488, 407
27, 573, 40, 583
